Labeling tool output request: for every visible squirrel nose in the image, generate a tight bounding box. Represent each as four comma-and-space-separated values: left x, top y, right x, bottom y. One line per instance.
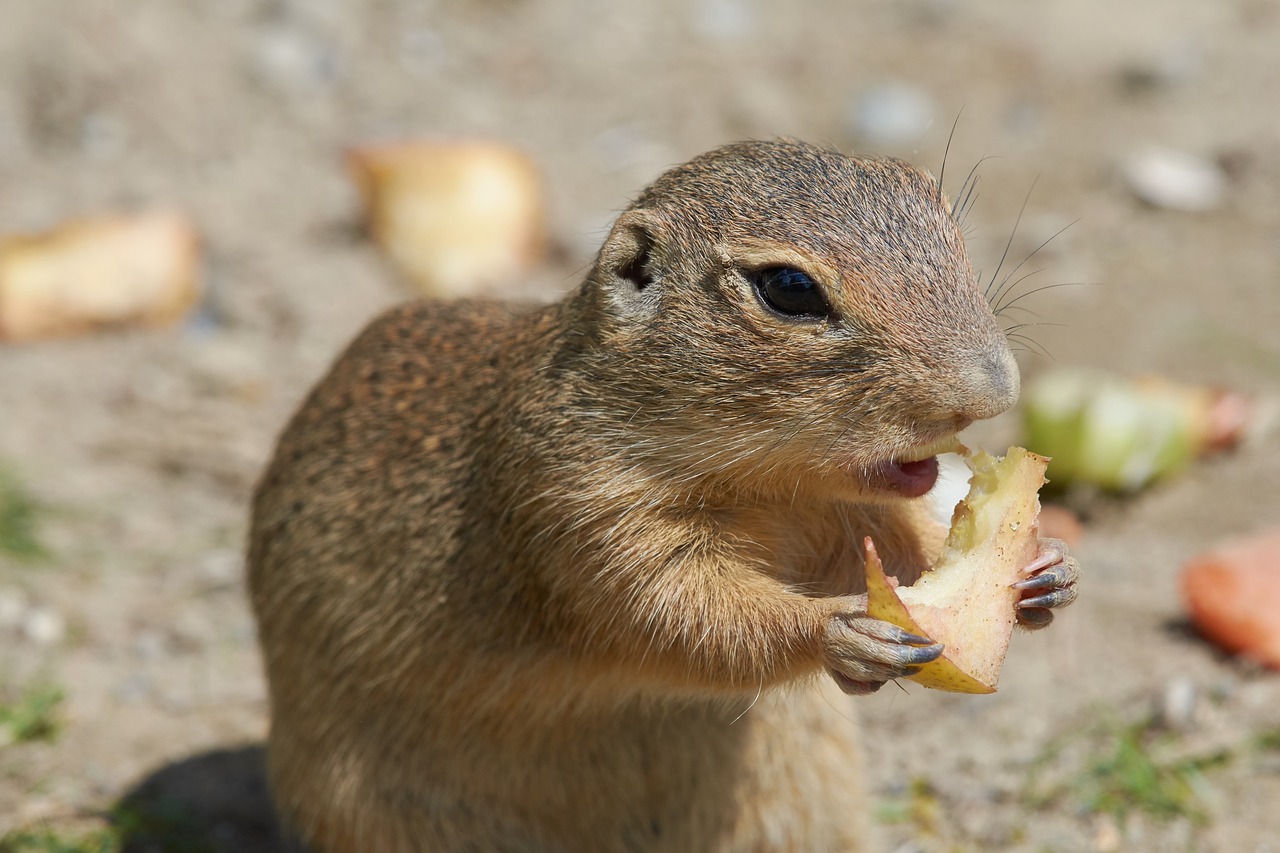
956, 344, 1021, 421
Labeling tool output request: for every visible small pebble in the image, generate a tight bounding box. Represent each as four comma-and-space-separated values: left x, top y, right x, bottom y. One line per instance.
1118, 41, 1204, 92
400, 28, 447, 76
593, 124, 666, 172
250, 25, 339, 95
1123, 147, 1225, 212
1207, 678, 1235, 703
133, 629, 169, 663
23, 607, 66, 645
1159, 677, 1198, 730
900, 0, 963, 27
113, 673, 153, 703
848, 83, 936, 148
275, 0, 349, 29
80, 112, 128, 161
1003, 97, 1043, 137
690, 0, 757, 41
197, 549, 244, 589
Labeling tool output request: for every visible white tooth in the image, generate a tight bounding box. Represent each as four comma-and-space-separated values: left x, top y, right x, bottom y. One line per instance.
897, 435, 968, 463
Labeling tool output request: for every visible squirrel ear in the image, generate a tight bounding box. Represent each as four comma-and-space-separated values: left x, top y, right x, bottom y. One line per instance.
596, 210, 664, 314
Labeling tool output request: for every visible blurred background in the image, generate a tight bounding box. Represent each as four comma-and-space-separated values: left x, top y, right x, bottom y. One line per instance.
1, 1, 1278, 850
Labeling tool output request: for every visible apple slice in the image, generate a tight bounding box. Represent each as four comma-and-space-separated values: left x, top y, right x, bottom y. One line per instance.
865, 447, 1050, 693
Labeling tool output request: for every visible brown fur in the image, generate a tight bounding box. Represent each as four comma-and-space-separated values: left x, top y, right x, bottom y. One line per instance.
248, 140, 1052, 851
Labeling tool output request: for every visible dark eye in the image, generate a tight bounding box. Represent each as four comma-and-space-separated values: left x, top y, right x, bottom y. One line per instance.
750, 267, 833, 319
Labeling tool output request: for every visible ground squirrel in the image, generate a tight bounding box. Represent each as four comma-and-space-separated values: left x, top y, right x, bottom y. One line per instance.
248, 139, 1079, 852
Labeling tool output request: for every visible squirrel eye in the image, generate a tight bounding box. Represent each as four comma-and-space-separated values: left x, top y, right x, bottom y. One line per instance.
751, 267, 833, 319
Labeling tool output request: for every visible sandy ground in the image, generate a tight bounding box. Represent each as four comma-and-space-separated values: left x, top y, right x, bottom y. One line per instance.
1, 1, 1278, 850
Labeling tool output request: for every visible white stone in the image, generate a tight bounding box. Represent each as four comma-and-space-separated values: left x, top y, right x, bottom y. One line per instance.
196, 549, 243, 589
691, 0, 757, 41
1159, 676, 1198, 730
23, 607, 66, 646
133, 630, 169, 663
848, 84, 936, 148
80, 112, 129, 162
1123, 147, 1225, 212
250, 26, 338, 95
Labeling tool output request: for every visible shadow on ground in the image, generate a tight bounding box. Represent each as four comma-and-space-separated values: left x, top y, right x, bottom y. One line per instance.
115, 744, 287, 853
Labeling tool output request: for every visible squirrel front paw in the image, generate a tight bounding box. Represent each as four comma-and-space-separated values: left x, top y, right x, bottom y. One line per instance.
822, 610, 943, 696
1011, 537, 1080, 630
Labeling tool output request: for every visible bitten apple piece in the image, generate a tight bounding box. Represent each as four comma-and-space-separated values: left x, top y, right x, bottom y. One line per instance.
866, 447, 1050, 694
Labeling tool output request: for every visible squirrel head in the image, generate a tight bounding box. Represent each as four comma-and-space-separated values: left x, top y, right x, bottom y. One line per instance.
577, 139, 1019, 501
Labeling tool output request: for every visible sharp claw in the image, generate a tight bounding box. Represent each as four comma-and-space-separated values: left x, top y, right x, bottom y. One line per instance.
1020, 554, 1056, 575
1012, 573, 1058, 590
1021, 538, 1068, 576
890, 627, 936, 646
1017, 607, 1054, 629
902, 642, 945, 665
1018, 588, 1077, 610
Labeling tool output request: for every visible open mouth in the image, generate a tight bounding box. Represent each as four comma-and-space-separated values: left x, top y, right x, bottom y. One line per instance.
864, 435, 967, 498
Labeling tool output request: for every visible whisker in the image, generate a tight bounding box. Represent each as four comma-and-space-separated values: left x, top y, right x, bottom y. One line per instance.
990, 268, 1046, 313
954, 155, 998, 225
957, 183, 979, 225
984, 175, 1039, 301
1001, 321, 1068, 333
995, 281, 1101, 317
1006, 332, 1055, 361
937, 109, 964, 207
989, 217, 1080, 311
992, 303, 1043, 320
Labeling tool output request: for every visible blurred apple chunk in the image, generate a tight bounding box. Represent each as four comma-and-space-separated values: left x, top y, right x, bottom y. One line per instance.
1023, 369, 1259, 492
0, 212, 201, 342
1182, 530, 1280, 669
347, 140, 546, 298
